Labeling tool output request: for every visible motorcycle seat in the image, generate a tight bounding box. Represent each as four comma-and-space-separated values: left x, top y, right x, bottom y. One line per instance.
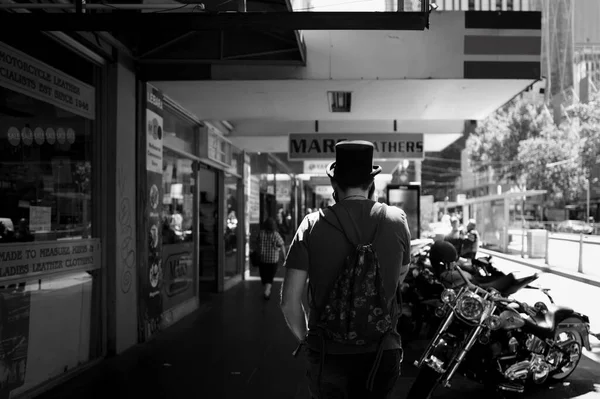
525, 304, 575, 336
471, 273, 539, 296
473, 256, 492, 267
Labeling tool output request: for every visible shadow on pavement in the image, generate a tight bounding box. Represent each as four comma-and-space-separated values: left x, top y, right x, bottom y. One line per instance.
34, 279, 600, 399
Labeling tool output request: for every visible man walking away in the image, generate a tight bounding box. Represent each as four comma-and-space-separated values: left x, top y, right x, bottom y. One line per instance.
280, 141, 412, 399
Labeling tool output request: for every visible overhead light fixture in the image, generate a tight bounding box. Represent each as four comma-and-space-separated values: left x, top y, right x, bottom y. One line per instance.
328, 91, 352, 113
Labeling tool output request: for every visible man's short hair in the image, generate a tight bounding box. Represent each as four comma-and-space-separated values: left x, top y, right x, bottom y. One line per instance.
330, 177, 373, 192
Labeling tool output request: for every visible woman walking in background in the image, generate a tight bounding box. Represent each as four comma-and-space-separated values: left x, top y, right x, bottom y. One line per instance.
257, 217, 286, 300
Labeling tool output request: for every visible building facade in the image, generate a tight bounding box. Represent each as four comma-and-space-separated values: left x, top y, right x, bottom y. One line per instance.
0, 31, 258, 397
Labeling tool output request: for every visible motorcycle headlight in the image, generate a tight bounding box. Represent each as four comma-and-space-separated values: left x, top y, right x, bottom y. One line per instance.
440, 289, 457, 304
457, 293, 486, 322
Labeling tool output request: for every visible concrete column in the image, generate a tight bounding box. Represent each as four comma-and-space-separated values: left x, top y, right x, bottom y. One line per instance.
106, 58, 138, 354
414, 159, 422, 183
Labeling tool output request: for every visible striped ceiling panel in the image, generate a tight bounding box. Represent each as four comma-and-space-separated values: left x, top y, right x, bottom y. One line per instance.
463, 11, 542, 79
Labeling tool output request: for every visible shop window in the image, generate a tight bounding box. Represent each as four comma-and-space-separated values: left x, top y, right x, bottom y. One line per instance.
0, 86, 93, 243
0, 38, 101, 398
199, 166, 219, 283
161, 148, 196, 311
224, 172, 239, 280
162, 149, 194, 244
224, 147, 243, 280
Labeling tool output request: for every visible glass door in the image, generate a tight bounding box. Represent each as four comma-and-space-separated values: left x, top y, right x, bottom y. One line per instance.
224, 173, 241, 280
161, 148, 196, 312
198, 165, 219, 288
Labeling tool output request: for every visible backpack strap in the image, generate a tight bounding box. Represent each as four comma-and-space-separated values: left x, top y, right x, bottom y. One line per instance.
326, 202, 387, 247
327, 206, 358, 247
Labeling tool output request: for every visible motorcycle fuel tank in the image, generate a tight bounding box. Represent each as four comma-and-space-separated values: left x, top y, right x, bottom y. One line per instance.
498, 310, 526, 330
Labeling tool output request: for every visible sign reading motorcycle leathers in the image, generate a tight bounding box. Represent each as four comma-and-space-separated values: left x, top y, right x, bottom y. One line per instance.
288, 133, 424, 161
0, 42, 95, 120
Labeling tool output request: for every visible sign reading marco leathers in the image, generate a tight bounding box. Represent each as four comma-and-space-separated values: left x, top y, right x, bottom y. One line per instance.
288, 133, 424, 161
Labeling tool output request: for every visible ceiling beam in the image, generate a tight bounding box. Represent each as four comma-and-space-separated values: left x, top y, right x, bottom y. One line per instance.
138, 62, 212, 81
222, 47, 299, 60
137, 31, 199, 59
0, 11, 429, 32
138, 58, 304, 65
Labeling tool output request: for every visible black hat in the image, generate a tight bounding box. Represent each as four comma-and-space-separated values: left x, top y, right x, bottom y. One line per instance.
326, 140, 382, 186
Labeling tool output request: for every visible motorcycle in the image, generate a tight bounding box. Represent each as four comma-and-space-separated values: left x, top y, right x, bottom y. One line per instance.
398, 240, 445, 341
408, 264, 592, 399
441, 255, 555, 305
400, 243, 553, 341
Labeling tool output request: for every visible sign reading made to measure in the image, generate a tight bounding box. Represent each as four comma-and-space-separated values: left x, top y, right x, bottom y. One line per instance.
289, 133, 424, 161
0, 239, 101, 280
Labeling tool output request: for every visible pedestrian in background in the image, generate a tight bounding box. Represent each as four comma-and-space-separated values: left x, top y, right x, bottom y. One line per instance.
444, 216, 464, 258
257, 217, 286, 300
460, 219, 480, 260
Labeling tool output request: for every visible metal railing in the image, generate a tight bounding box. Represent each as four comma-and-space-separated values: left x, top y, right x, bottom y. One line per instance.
502, 222, 600, 278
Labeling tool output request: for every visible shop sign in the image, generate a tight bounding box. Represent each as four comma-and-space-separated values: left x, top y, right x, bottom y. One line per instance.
315, 185, 333, 197
0, 239, 101, 280
0, 42, 95, 120
288, 133, 424, 161
276, 181, 292, 203
249, 176, 260, 224
310, 176, 331, 186
28, 206, 51, 232
161, 243, 195, 312
146, 85, 164, 174
303, 160, 333, 175
142, 84, 165, 340
200, 126, 233, 168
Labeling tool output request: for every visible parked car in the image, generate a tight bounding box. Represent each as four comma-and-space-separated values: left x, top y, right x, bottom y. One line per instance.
555, 220, 594, 234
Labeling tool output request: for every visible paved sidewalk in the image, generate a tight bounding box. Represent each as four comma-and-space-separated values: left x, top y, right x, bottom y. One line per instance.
34, 278, 600, 399
36, 280, 307, 399
480, 248, 600, 288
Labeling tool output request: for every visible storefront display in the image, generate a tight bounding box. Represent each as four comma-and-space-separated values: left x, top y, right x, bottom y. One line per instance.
199, 165, 219, 284
0, 38, 102, 398
223, 148, 244, 281
161, 149, 195, 312
224, 173, 239, 280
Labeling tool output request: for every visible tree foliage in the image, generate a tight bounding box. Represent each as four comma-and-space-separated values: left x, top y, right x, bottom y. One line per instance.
465, 91, 600, 206
466, 97, 554, 185
517, 126, 582, 205
564, 95, 600, 174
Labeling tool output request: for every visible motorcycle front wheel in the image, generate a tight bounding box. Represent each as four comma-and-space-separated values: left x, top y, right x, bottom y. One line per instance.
406, 367, 440, 399
549, 317, 584, 382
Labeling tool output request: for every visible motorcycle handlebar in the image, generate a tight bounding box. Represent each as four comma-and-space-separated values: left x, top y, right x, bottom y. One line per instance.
452, 264, 538, 317
492, 296, 537, 317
